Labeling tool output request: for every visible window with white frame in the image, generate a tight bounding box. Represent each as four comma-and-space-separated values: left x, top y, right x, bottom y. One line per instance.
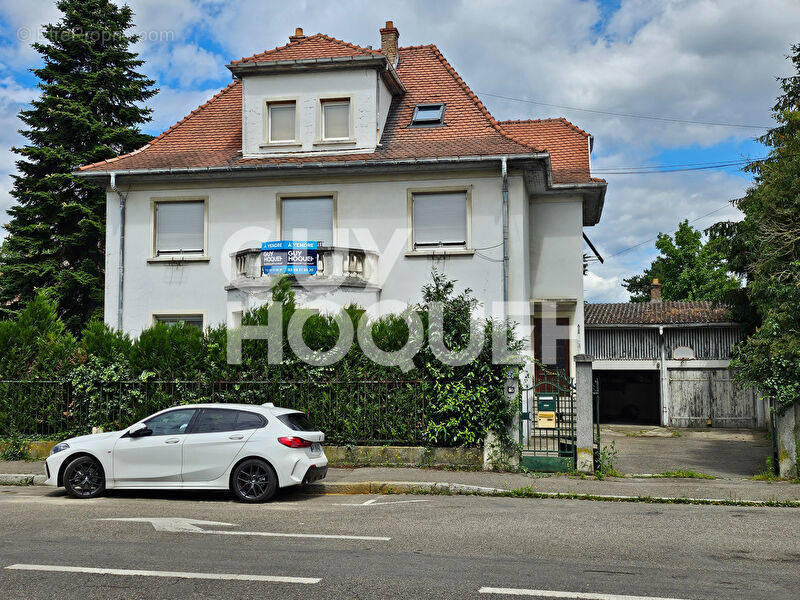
412, 191, 468, 249
281, 196, 334, 247
321, 99, 350, 140
267, 101, 296, 142
154, 200, 205, 256
154, 314, 203, 329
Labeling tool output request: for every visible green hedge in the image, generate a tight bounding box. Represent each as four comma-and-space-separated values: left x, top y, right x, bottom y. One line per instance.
0, 272, 523, 447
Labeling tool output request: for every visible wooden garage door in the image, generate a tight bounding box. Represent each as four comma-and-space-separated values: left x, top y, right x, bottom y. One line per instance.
669, 369, 756, 428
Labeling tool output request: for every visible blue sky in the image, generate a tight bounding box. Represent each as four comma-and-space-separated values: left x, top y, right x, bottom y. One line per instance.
1, 0, 799, 301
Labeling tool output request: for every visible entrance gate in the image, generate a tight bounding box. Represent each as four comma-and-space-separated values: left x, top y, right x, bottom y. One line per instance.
519, 370, 577, 472
519, 370, 601, 472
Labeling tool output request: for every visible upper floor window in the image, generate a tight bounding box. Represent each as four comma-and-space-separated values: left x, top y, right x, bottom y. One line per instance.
267, 101, 296, 143
411, 103, 445, 126
153, 199, 206, 256
321, 99, 350, 140
281, 195, 335, 247
411, 190, 469, 249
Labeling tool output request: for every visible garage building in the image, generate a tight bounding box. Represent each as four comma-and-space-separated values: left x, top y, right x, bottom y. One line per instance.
585, 280, 766, 428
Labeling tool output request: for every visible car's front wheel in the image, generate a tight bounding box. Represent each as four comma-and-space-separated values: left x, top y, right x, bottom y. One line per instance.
63, 456, 105, 499
231, 459, 277, 503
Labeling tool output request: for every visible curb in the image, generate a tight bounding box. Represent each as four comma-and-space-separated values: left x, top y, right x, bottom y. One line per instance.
0, 474, 46, 485
4, 474, 799, 508
303, 481, 508, 496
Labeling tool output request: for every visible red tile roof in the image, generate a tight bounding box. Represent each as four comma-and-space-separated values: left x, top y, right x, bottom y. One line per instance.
498, 119, 595, 184
231, 33, 379, 64
585, 302, 733, 325
79, 39, 599, 185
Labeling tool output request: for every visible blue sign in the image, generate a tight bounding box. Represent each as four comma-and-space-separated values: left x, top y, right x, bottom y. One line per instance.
261, 241, 318, 275
261, 241, 318, 251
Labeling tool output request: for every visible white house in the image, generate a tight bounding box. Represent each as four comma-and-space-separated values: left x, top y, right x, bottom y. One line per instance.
76, 22, 606, 376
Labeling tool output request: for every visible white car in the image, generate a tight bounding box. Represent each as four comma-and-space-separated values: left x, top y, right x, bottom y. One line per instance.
44, 403, 328, 503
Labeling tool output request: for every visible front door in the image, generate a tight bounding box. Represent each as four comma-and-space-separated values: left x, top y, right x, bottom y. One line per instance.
113, 408, 198, 486
181, 408, 263, 483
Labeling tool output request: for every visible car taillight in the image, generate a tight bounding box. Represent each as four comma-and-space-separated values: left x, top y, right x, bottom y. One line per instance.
278, 436, 312, 448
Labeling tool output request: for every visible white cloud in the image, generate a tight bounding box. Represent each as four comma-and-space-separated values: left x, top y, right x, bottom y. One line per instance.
584, 271, 627, 303
0, 0, 797, 289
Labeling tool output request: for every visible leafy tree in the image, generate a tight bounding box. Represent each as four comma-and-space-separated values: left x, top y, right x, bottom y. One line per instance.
709, 44, 800, 412
622, 220, 740, 302
0, 0, 156, 332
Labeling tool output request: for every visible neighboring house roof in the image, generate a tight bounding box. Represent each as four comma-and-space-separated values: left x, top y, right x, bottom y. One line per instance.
585, 302, 733, 326
78, 37, 597, 186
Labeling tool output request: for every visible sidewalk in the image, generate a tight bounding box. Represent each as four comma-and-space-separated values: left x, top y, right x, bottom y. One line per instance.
3, 460, 798, 504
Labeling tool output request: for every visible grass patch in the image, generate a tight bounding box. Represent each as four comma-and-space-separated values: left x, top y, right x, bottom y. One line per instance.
752, 457, 799, 483
655, 470, 716, 479
0, 477, 35, 486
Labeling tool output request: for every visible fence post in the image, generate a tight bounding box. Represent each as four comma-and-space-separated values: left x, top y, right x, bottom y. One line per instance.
574, 354, 594, 473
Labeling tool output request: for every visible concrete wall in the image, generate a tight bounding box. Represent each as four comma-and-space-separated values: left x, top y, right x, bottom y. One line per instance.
529, 197, 583, 302
776, 402, 799, 478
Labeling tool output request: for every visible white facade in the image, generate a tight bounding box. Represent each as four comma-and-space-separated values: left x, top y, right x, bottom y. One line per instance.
95, 47, 603, 374
104, 169, 585, 340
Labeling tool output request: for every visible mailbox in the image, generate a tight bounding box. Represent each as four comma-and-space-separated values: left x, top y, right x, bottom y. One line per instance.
536, 393, 557, 429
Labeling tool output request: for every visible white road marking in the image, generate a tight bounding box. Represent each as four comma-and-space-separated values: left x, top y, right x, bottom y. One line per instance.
97, 517, 390, 541
332, 495, 430, 507
98, 518, 236, 532
478, 587, 691, 600
6, 564, 319, 584
204, 530, 391, 541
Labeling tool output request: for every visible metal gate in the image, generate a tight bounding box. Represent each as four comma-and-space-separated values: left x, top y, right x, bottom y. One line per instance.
519, 370, 577, 472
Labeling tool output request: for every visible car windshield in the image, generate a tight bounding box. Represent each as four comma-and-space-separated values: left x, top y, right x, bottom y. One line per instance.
277, 412, 318, 432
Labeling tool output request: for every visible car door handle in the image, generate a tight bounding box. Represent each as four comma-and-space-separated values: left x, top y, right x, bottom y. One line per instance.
164, 438, 181, 444
228, 435, 244, 440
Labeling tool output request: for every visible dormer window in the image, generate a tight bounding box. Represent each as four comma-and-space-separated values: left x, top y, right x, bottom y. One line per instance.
267, 100, 296, 143
321, 99, 350, 140
411, 103, 445, 127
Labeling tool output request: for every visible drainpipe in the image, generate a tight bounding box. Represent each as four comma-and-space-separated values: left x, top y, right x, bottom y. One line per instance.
109, 172, 125, 331
501, 157, 509, 315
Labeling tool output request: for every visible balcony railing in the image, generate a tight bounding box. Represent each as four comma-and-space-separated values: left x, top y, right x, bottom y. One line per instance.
231, 246, 380, 288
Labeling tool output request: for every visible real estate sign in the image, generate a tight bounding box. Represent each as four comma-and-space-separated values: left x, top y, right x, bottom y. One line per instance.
261, 241, 318, 275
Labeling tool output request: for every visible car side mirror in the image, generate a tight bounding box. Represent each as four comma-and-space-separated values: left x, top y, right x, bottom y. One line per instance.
128, 423, 152, 438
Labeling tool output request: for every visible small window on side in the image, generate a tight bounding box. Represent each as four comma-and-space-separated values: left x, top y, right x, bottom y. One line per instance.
411, 104, 445, 126
234, 411, 266, 431
322, 99, 350, 140
154, 314, 204, 330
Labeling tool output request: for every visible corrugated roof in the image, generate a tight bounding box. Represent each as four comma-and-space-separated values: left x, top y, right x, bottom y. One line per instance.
585, 302, 733, 325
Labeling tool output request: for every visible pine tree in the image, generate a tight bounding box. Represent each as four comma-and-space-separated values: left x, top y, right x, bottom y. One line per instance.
1, 0, 156, 332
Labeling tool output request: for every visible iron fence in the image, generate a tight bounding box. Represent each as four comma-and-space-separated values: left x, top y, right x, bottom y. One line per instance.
0, 379, 427, 445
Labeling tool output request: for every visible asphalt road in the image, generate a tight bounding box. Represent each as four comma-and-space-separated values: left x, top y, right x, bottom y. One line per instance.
0, 485, 797, 599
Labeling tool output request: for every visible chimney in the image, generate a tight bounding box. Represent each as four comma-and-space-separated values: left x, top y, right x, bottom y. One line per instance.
289, 27, 306, 43
380, 21, 399, 66
650, 278, 662, 303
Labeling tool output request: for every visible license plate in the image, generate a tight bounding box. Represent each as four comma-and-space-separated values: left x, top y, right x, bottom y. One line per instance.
311, 443, 322, 454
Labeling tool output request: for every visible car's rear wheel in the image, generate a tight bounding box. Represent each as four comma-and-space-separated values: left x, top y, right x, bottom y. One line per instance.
63, 456, 105, 499
231, 459, 277, 503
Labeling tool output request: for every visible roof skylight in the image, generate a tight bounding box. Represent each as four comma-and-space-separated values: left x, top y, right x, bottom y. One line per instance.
411, 103, 445, 126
